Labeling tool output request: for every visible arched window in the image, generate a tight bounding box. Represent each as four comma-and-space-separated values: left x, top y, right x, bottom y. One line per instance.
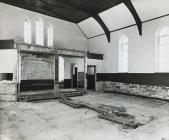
158, 27, 169, 72
119, 35, 128, 72
35, 18, 44, 46
24, 19, 31, 44
47, 24, 53, 47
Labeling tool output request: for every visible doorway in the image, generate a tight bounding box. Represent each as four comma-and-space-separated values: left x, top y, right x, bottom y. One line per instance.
87, 65, 96, 90
72, 64, 78, 89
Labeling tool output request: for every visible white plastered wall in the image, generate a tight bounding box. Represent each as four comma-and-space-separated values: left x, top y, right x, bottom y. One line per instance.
0, 3, 88, 51
88, 16, 169, 73
64, 57, 84, 79
0, 49, 17, 82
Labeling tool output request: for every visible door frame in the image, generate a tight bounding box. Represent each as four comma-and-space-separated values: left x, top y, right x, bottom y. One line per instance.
71, 64, 78, 89
87, 65, 96, 91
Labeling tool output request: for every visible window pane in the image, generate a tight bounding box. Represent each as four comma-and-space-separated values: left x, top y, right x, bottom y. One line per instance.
122, 37, 128, 44
159, 45, 169, 54
24, 19, 31, 44
158, 27, 169, 72
159, 27, 169, 37
47, 24, 53, 47
159, 55, 169, 64
119, 36, 128, 72
36, 18, 44, 46
88, 67, 95, 75
159, 64, 169, 72
122, 44, 128, 51
159, 36, 169, 45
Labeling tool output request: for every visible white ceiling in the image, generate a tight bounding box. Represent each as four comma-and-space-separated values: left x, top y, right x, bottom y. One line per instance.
132, 0, 169, 21
99, 4, 135, 31
78, 17, 104, 38
78, 0, 169, 38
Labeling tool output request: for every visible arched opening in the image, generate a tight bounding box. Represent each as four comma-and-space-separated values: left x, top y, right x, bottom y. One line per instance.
47, 24, 53, 47
157, 27, 169, 72
119, 35, 128, 72
24, 19, 31, 44
35, 18, 44, 46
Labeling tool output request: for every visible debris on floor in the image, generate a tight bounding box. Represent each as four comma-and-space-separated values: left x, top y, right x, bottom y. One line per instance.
59, 98, 83, 108
98, 112, 138, 128
59, 97, 140, 128
1, 93, 169, 140
98, 104, 126, 112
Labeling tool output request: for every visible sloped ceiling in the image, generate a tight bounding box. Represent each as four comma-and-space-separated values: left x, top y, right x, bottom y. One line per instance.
78, 3, 136, 38
1, 0, 169, 40
132, 0, 169, 21
0, 0, 122, 23
78, 0, 169, 38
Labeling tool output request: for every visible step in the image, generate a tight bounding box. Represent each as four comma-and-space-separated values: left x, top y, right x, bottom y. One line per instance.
63, 92, 83, 97
18, 93, 57, 102
59, 89, 84, 93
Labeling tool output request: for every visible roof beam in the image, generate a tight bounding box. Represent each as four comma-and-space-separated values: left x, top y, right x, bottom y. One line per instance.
93, 15, 110, 42
123, 0, 142, 35
56, 0, 111, 42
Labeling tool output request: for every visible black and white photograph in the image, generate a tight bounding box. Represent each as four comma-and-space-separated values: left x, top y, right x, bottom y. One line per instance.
0, 0, 169, 140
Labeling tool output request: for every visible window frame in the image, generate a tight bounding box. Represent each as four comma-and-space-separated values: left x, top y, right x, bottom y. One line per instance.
156, 27, 169, 73
24, 18, 31, 44
47, 24, 53, 47
35, 18, 44, 46
118, 35, 128, 73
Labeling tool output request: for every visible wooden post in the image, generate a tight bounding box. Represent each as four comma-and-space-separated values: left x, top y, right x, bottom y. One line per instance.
55, 54, 59, 97
16, 50, 21, 101
84, 52, 87, 94
53, 54, 56, 96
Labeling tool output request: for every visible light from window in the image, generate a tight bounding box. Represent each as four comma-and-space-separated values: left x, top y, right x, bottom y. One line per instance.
158, 27, 169, 72
24, 19, 31, 44
59, 56, 64, 82
35, 18, 44, 46
119, 35, 128, 72
47, 24, 53, 47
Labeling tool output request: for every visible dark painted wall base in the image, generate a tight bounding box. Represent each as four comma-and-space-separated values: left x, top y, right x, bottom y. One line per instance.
105, 91, 169, 102
64, 79, 72, 88
20, 79, 54, 91
97, 73, 169, 87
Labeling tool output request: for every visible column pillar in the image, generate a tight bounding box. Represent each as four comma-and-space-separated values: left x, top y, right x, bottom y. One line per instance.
84, 52, 87, 94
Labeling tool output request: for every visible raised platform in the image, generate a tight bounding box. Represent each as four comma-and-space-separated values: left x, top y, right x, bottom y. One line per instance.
59, 88, 84, 97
